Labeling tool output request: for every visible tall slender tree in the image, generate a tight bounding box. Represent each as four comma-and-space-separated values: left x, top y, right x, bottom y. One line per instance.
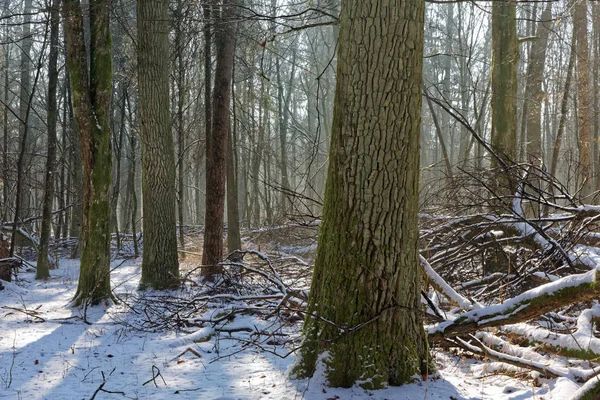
202, 0, 238, 277
490, 0, 518, 197
294, 0, 428, 388
63, 0, 113, 305
226, 55, 241, 254
572, 0, 592, 197
524, 2, 552, 164
137, 0, 180, 289
36, 0, 61, 280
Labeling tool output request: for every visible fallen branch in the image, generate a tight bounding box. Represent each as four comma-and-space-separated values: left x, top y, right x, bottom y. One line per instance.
2, 305, 45, 322
172, 347, 202, 361
89, 371, 125, 400
502, 306, 600, 360
428, 270, 600, 341
421, 255, 476, 310
450, 335, 561, 378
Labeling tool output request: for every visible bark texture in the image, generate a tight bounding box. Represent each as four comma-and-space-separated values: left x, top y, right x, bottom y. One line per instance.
37, 0, 61, 279
137, 0, 179, 289
294, 0, 428, 388
490, 0, 518, 194
202, 0, 238, 276
63, 0, 113, 306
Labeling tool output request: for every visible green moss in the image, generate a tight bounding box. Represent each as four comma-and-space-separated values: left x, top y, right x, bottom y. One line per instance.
194, 334, 214, 343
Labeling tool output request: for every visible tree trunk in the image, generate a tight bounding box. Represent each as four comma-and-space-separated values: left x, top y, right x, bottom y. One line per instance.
201, 0, 214, 225
16, 0, 33, 222
110, 87, 126, 250
174, 2, 186, 249
137, 0, 179, 289
55, 82, 69, 240
63, 0, 113, 306
1, 1, 9, 223
125, 89, 139, 258
202, 0, 238, 277
275, 44, 297, 217
36, 0, 60, 279
294, 0, 428, 388
67, 78, 83, 258
226, 54, 241, 254
573, 0, 593, 198
550, 34, 576, 182
524, 2, 552, 163
593, 3, 600, 197
490, 0, 518, 196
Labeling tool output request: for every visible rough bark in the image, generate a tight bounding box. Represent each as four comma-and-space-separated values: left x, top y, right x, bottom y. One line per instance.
174, 2, 186, 249
490, 0, 518, 195
63, 0, 113, 306
202, 0, 238, 277
137, 0, 179, 289
37, 0, 61, 280
294, 0, 428, 388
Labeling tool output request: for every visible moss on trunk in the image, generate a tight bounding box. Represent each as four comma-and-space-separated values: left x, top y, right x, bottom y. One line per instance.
294, 0, 428, 389
63, 0, 113, 306
490, 0, 518, 199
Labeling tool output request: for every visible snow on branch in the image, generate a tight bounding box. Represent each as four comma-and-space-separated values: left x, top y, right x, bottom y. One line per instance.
420, 255, 477, 310
428, 270, 600, 341
502, 305, 600, 360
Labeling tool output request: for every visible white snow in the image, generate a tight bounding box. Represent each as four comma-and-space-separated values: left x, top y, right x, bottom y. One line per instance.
429, 269, 597, 335
0, 258, 585, 399
421, 255, 478, 310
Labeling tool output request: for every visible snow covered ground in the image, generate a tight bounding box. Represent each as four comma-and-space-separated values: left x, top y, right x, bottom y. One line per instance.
0, 258, 580, 399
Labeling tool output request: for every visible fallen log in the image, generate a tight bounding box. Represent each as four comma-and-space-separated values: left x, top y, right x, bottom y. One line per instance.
428, 270, 600, 341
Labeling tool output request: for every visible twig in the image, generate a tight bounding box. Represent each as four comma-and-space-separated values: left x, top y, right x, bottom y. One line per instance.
89, 371, 125, 399
142, 365, 167, 387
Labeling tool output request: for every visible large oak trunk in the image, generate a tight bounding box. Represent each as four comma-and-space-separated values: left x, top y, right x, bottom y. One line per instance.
295, 0, 428, 389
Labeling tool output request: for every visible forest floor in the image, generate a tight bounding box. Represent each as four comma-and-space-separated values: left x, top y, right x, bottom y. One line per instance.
0, 239, 581, 399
